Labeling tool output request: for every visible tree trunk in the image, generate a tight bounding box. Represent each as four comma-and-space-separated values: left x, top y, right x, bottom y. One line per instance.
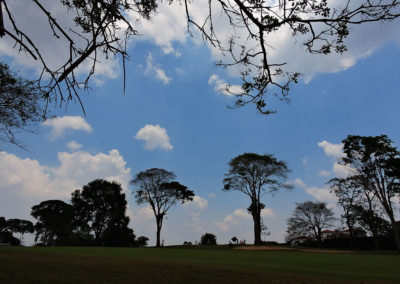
347, 219, 354, 250
388, 215, 400, 252
155, 215, 163, 248
252, 211, 262, 246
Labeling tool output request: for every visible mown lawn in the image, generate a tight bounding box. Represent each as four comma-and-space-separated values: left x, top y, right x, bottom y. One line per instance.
0, 246, 399, 283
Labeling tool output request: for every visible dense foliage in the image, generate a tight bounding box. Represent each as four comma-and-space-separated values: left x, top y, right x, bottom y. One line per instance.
131, 168, 194, 247
223, 153, 291, 245
30, 179, 147, 247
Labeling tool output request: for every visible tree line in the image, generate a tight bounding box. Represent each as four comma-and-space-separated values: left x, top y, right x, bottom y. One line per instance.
285, 135, 400, 251
1, 134, 399, 250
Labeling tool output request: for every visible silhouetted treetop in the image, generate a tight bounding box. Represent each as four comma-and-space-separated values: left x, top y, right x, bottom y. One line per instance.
224, 152, 291, 245
131, 168, 194, 247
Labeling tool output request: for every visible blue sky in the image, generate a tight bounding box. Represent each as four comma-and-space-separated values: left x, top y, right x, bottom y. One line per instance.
1, 2, 400, 246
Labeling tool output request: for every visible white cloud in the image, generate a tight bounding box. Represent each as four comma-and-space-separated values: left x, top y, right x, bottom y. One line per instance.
208, 74, 243, 97
42, 116, 93, 139
261, 208, 276, 219
2, 1, 400, 93
332, 163, 356, 178
318, 170, 331, 176
183, 195, 208, 211
294, 178, 337, 207
208, 193, 216, 198
0, 149, 131, 223
135, 124, 173, 151
130, 3, 188, 56
135, 206, 154, 221
318, 140, 357, 178
66, 140, 82, 151
214, 207, 275, 232
181, 196, 209, 235
145, 53, 172, 84
318, 140, 344, 158
133, 1, 400, 86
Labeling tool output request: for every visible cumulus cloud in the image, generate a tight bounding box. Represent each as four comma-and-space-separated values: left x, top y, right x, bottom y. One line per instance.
294, 178, 337, 207
183, 195, 208, 211
3, 1, 400, 93
208, 74, 243, 97
318, 140, 344, 158
318, 140, 356, 178
66, 140, 82, 151
214, 208, 275, 232
133, 1, 400, 85
42, 116, 93, 139
180, 195, 209, 235
332, 163, 356, 178
261, 208, 276, 219
130, 3, 187, 56
318, 170, 331, 176
145, 53, 172, 84
135, 124, 173, 151
0, 149, 131, 222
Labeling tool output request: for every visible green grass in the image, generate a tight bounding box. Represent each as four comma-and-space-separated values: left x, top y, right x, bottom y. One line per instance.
0, 246, 399, 283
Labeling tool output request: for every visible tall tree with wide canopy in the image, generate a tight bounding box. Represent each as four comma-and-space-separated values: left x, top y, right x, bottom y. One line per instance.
341, 134, 400, 251
31, 200, 73, 245
223, 153, 291, 245
131, 168, 194, 247
71, 179, 133, 245
5, 219, 34, 242
286, 201, 335, 242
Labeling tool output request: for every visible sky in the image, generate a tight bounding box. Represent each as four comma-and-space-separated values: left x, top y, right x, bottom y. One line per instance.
1, 1, 400, 246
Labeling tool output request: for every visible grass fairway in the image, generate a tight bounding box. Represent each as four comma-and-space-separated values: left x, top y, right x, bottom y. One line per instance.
0, 246, 399, 283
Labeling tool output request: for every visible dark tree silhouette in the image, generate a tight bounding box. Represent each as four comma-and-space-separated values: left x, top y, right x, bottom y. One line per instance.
341, 135, 400, 251
200, 233, 217, 245
136, 236, 149, 247
0, 217, 6, 232
231, 236, 238, 245
223, 153, 291, 245
31, 200, 73, 245
1, 1, 399, 114
0, 216, 21, 245
328, 177, 362, 248
71, 179, 132, 245
131, 168, 194, 247
286, 201, 335, 242
0, 62, 44, 148
5, 219, 34, 242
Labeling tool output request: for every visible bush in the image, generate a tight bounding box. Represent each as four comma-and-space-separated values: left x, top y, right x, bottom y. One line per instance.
0, 231, 20, 246
200, 233, 217, 245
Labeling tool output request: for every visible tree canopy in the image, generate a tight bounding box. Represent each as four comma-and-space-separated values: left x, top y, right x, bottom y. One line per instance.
71, 179, 134, 246
5, 219, 34, 242
223, 152, 291, 245
286, 201, 335, 242
1, 1, 399, 114
131, 168, 194, 247
200, 233, 217, 245
0, 62, 44, 148
340, 134, 400, 251
31, 199, 73, 245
